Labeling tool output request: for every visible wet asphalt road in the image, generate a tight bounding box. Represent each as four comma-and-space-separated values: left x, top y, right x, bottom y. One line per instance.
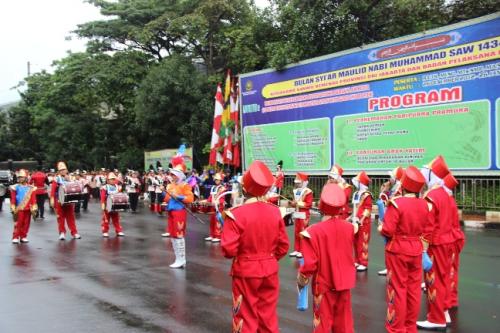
0, 200, 499, 333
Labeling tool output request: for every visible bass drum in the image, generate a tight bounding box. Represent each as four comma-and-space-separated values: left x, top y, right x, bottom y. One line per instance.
58, 181, 82, 204
106, 193, 130, 212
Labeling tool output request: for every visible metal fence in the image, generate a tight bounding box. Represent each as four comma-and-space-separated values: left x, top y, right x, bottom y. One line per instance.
282, 175, 500, 212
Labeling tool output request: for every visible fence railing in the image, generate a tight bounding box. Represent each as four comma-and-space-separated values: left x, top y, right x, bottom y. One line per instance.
282, 175, 500, 212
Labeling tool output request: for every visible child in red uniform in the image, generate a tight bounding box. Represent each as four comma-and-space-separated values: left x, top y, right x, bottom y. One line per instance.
298, 183, 358, 333
222, 161, 289, 333
417, 155, 453, 331
378, 166, 429, 333
100, 172, 124, 237
443, 173, 465, 311
289, 172, 313, 258
10, 169, 37, 244
351, 171, 372, 271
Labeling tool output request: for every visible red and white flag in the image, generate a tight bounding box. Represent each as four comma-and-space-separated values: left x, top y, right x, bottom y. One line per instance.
209, 83, 224, 166
231, 81, 241, 168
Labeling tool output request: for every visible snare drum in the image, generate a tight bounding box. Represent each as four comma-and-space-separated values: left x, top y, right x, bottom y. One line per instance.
292, 211, 306, 219
58, 181, 82, 204
106, 193, 130, 212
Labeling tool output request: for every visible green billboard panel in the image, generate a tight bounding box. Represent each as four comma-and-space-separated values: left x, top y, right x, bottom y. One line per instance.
334, 100, 491, 170
243, 118, 331, 172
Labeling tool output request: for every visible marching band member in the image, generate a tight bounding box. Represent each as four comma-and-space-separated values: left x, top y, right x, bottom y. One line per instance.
443, 173, 465, 311
146, 169, 156, 212
162, 157, 194, 268
126, 171, 141, 213
351, 171, 373, 272
273, 160, 284, 195
155, 168, 166, 215
203, 172, 226, 243
100, 172, 125, 237
221, 160, 289, 333
10, 169, 37, 244
50, 162, 81, 240
298, 183, 357, 333
327, 164, 352, 219
81, 170, 91, 211
30, 166, 48, 220
289, 172, 313, 258
73, 171, 83, 214
377, 166, 404, 276
417, 155, 453, 331
378, 166, 429, 333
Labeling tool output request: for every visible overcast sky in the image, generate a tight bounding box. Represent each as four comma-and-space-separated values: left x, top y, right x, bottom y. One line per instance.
0, 0, 270, 105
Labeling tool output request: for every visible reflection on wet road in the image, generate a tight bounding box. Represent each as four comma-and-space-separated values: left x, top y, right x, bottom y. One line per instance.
0, 202, 498, 332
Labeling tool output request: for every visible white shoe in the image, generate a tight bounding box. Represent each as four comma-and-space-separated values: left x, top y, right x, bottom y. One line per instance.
169, 238, 186, 269
59, 233, 66, 240
356, 264, 368, 271
102, 232, 109, 238
295, 252, 303, 258
72, 234, 81, 239
445, 310, 451, 325
12, 238, 20, 244
117, 232, 125, 237
355, 262, 359, 267
204, 236, 213, 241
20, 238, 29, 243
289, 251, 299, 257
378, 268, 388, 276
211, 238, 221, 243
416, 320, 446, 331
161, 233, 170, 238
421, 282, 427, 291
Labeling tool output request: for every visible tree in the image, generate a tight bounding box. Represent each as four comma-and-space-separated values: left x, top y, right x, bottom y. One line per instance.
135, 55, 213, 165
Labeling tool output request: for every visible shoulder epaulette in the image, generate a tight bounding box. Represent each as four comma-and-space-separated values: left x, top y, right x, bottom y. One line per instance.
300, 229, 311, 239
388, 198, 399, 209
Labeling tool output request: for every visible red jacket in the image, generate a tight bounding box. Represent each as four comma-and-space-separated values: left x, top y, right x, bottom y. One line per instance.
423, 187, 454, 245
449, 195, 465, 242
299, 217, 356, 294
30, 171, 47, 195
341, 184, 353, 219
221, 199, 289, 278
382, 195, 428, 256
356, 191, 372, 221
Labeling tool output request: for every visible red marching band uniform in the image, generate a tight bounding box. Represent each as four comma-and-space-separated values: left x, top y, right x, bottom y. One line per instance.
100, 172, 124, 237
443, 173, 465, 310
351, 171, 373, 271
417, 155, 454, 331
10, 169, 37, 243
204, 172, 226, 242
298, 183, 358, 333
379, 166, 429, 333
290, 172, 313, 258
221, 161, 289, 333
162, 156, 194, 268
50, 162, 80, 240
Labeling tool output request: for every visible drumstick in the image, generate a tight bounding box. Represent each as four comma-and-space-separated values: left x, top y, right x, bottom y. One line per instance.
165, 191, 206, 225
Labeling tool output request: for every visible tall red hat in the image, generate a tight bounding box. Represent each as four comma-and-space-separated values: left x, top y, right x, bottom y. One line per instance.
354, 171, 370, 186
401, 166, 426, 193
443, 173, 459, 190
426, 155, 450, 179
319, 183, 347, 216
294, 172, 308, 183
329, 164, 344, 177
242, 160, 274, 196
390, 166, 404, 181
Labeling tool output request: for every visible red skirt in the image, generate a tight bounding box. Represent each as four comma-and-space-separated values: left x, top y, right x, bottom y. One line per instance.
168, 209, 187, 238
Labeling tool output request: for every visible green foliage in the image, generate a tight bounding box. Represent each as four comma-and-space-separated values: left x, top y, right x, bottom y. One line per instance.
2, 0, 497, 171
